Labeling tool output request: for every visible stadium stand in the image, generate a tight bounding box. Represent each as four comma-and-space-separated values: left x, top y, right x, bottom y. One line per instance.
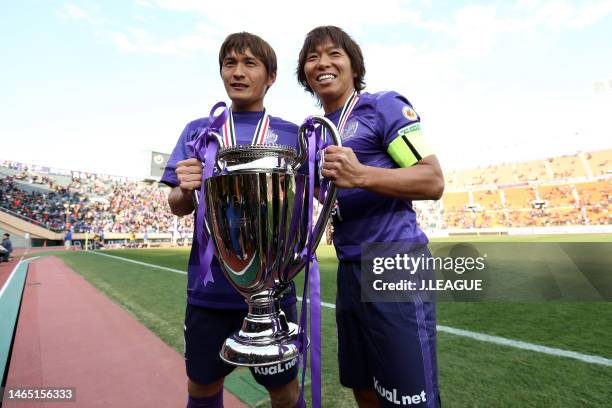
439, 149, 610, 233
538, 184, 577, 207
586, 149, 612, 176
474, 189, 503, 210
514, 159, 550, 182
502, 187, 536, 209
1, 148, 610, 243
549, 154, 587, 179
1, 160, 193, 246
442, 191, 470, 212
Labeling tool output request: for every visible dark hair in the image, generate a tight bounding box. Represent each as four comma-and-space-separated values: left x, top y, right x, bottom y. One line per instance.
218, 32, 277, 77
297, 26, 366, 95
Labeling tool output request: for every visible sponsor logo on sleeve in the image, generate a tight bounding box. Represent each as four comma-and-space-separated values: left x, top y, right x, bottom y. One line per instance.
402, 106, 418, 121
398, 123, 421, 136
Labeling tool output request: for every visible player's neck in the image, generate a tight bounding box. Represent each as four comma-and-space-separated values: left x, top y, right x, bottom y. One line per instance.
322, 87, 355, 114
231, 99, 264, 112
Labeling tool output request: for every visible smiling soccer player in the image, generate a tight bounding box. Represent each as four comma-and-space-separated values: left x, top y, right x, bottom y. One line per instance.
297, 26, 444, 407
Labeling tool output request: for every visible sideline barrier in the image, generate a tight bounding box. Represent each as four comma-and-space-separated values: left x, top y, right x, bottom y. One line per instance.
438, 225, 612, 237
0, 257, 37, 387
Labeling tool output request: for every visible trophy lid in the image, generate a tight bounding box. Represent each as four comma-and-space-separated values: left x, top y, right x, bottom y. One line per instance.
218, 144, 297, 172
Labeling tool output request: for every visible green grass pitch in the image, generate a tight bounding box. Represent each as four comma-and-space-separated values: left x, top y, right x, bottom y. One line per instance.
52, 234, 612, 407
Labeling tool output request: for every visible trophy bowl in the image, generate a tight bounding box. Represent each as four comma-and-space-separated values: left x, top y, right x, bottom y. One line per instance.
203, 116, 341, 366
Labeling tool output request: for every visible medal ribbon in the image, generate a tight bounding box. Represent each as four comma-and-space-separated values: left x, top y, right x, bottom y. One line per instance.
337, 90, 359, 135
221, 108, 270, 146
321, 90, 359, 176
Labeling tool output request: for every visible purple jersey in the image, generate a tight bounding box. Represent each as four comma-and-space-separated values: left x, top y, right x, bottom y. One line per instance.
326, 91, 430, 261
162, 111, 299, 309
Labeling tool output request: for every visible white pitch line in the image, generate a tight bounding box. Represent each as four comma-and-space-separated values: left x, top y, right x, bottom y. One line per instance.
89, 251, 187, 275
297, 296, 612, 367
88, 252, 612, 368
297, 296, 336, 310
435, 325, 612, 367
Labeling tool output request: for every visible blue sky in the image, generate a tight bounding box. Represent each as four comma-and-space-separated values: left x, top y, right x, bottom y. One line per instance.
2, 0, 611, 178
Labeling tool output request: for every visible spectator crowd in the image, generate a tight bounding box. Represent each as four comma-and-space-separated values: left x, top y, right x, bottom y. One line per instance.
0, 156, 608, 236
0, 163, 192, 235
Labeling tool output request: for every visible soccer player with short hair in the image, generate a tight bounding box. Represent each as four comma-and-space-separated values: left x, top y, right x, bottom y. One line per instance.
297, 26, 444, 407
163, 32, 303, 408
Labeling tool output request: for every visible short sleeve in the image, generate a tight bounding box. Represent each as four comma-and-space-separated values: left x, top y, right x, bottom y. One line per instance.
160, 121, 197, 188
375, 92, 434, 167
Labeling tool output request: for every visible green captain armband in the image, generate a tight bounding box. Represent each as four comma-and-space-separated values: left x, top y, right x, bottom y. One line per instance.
387, 123, 434, 167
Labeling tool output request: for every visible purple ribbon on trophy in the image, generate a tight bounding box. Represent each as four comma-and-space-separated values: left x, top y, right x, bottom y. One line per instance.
295, 116, 326, 408
187, 101, 229, 286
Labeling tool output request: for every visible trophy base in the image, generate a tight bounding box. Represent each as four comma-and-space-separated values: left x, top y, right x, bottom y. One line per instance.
219, 295, 306, 367
220, 321, 301, 367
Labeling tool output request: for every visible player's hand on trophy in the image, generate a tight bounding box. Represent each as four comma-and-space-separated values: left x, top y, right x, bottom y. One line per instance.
176, 158, 203, 191
322, 145, 367, 189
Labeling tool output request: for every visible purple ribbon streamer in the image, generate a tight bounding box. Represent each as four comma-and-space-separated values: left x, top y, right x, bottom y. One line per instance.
186, 102, 229, 286
297, 117, 323, 408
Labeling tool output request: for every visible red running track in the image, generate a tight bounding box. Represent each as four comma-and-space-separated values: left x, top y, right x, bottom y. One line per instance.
0, 247, 67, 289
2, 256, 247, 408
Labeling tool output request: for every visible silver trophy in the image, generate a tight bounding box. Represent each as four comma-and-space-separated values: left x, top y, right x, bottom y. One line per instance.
200, 116, 341, 367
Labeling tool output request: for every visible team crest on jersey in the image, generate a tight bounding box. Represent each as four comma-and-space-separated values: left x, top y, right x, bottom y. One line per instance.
402, 106, 418, 121
263, 129, 278, 144
341, 119, 359, 140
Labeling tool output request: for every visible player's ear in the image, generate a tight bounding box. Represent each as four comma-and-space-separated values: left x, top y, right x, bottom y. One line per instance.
266, 71, 277, 88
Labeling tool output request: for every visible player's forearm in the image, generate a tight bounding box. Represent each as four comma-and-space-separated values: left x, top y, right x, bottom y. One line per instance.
168, 186, 196, 216
359, 156, 444, 201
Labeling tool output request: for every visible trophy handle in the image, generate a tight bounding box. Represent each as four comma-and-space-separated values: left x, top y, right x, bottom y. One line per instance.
192, 190, 212, 237
295, 116, 342, 171
294, 116, 342, 265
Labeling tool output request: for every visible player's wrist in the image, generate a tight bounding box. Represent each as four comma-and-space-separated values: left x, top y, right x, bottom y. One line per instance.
179, 186, 195, 196
355, 164, 372, 189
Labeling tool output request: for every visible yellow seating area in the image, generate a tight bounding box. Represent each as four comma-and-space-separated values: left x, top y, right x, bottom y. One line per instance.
514, 160, 549, 182
440, 149, 610, 229
483, 164, 515, 185
474, 211, 506, 228
549, 154, 586, 178
506, 210, 537, 227
444, 211, 473, 229
503, 187, 536, 209
576, 180, 611, 206
584, 206, 609, 225
447, 164, 517, 188
442, 181, 610, 229
577, 180, 610, 225
503, 208, 584, 227
474, 189, 502, 210
587, 149, 612, 176
537, 208, 584, 226
447, 149, 610, 190
539, 185, 576, 207
442, 191, 469, 212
